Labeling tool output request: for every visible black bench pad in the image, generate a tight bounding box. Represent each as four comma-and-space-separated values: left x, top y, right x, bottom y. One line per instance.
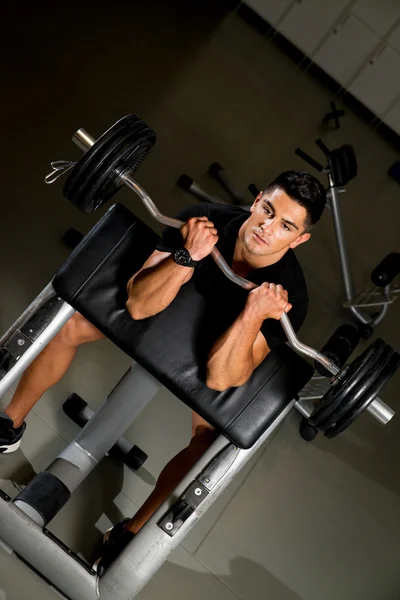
53, 204, 313, 448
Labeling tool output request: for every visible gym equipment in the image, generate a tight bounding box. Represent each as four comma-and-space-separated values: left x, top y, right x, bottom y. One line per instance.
0, 115, 396, 600
63, 120, 398, 407
248, 182, 260, 198
299, 323, 361, 441
322, 101, 345, 130
387, 160, 400, 184
62, 227, 85, 249
371, 253, 400, 287
63, 393, 148, 471
295, 139, 400, 338
309, 339, 399, 437
177, 173, 227, 204
314, 323, 360, 377
55, 117, 397, 429
63, 114, 156, 212
208, 162, 245, 205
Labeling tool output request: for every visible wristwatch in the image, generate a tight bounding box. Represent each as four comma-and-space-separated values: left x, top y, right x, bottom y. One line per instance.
173, 248, 199, 268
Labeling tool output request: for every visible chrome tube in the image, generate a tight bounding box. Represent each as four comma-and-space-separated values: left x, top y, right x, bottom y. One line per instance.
0, 498, 97, 600
100, 399, 296, 599
72, 129, 96, 153
366, 396, 395, 425
187, 181, 225, 204
329, 177, 370, 325
0, 302, 76, 397
328, 178, 354, 302
295, 393, 393, 425
294, 398, 314, 418
371, 284, 390, 326
0, 282, 55, 347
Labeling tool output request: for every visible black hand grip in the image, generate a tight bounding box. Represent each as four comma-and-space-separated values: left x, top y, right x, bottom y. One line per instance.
295, 148, 324, 172
371, 253, 400, 287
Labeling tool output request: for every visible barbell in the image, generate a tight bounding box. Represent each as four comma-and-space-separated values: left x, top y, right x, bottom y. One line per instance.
46, 115, 399, 437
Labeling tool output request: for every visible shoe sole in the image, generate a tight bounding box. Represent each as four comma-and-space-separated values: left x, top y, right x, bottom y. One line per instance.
0, 439, 22, 454
92, 556, 101, 573
91, 526, 116, 574
93, 522, 131, 574
102, 526, 113, 545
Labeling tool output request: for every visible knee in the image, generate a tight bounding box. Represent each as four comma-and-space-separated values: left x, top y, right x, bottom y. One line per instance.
189, 426, 218, 455
56, 314, 89, 347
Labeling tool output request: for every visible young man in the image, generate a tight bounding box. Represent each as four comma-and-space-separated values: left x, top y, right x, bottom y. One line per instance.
0, 170, 326, 572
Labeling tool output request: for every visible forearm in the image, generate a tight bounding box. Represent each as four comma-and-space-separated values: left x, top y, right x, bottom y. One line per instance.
126, 257, 193, 319
206, 309, 263, 390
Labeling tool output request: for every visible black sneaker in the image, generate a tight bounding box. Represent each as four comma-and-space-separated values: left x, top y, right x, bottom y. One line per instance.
0, 412, 26, 454
94, 519, 135, 576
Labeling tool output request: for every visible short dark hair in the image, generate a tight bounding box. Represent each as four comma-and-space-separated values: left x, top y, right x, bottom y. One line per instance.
264, 170, 326, 231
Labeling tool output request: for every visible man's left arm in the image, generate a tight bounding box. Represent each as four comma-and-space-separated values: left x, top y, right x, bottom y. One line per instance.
206, 282, 292, 391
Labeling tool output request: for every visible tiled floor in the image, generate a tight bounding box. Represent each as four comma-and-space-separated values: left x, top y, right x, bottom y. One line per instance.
1, 2, 399, 599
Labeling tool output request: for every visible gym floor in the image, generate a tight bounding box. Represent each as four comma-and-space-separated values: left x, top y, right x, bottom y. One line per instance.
1, 1, 400, 598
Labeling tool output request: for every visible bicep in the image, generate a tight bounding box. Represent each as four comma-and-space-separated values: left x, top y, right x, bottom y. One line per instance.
252, 331, 270, 369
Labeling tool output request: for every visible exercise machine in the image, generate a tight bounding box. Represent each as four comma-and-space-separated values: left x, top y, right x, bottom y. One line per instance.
295, 140, 400, 339
0, 115, 398, 600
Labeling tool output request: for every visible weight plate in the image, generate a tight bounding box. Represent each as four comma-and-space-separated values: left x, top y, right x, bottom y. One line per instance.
79, 121, 154, 211
67, 119, 134, 208
64, 115, 156, 212
64, 115, 135, 207
309, 339, 385, 427
70, 124, 138, 210
325, 351, 400, 438
316, 344, 393, 431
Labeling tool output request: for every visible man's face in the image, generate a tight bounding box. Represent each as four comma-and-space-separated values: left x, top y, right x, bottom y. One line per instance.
241, 188, 311, 257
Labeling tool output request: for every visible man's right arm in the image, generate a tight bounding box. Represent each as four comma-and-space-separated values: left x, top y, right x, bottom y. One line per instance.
126, 251, 194, 320
126, 216, 218, 320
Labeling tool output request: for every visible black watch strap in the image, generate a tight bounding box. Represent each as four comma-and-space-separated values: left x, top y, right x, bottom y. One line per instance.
173, 248, 198, 268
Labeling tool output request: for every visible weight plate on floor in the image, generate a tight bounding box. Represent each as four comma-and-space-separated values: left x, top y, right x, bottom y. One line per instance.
316, 344, 393, 431
325, 351, 400, 438
64, 115, 156, 212
309, 339, 386, 428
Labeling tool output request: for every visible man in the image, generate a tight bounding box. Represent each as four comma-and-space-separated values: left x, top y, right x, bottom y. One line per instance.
0, 170, 326, 572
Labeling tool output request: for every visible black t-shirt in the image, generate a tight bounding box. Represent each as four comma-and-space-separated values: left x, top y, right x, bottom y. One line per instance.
156, 202, 309, 350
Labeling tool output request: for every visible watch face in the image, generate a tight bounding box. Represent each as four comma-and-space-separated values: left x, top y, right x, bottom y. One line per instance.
175, 248, 190, 266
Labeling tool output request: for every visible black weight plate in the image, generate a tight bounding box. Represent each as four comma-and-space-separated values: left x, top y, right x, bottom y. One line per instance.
316, 344, 393, 431
64, 115, 136, 207
64, 115, 155, 212
75, 122, 155, 212
70, 124, 138, 211
67, 120, 135, 208
71, 118, 153, 210
325, 351, 400, 438
313, 341, 389, 429
309, 339, 386, 427
77, 121, 155, 212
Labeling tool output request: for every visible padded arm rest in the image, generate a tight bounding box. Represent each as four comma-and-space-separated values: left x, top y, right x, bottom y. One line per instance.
53, 204, 313, 448
53, 203, 159, 303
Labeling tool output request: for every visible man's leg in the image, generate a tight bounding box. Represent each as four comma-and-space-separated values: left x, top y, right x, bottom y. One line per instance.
125, 412, 218, 534
3, 313, 104, 428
